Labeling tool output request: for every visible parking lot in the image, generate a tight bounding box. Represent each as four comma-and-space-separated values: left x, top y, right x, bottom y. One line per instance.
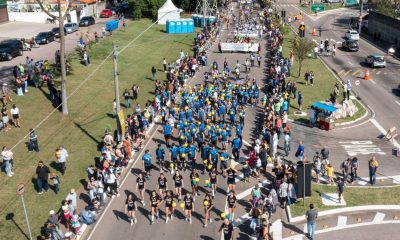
0, 17, 112, 84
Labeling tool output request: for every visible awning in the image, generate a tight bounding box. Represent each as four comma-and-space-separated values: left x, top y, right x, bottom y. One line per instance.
312, 102, 337, 113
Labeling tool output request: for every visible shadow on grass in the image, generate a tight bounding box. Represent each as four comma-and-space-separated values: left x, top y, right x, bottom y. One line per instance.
73, 122, 102, 146
5, 213, 30, 240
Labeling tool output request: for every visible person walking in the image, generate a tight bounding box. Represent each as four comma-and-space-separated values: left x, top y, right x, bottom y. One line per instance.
368, 156, 379, 186
1, 104, 9, 130
125, 193, 137, 225
305, 203, 318, 240
151, 66, 157, 81
297, 91, 303, 110
163, 58, 168, 72
142, 149, 152, 178
123, 89, 131, 108
28, 128, 39, 152
55, 145, 68, 175
337, 177, 345, 203
1, 146, 14, 177
36, 161, 50, 194
295, 141, 305, 161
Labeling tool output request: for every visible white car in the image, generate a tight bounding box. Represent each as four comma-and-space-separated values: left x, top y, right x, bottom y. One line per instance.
345, 30, 360, 41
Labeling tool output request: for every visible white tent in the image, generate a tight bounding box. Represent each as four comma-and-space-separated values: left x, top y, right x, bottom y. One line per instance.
157, 0, 181, 24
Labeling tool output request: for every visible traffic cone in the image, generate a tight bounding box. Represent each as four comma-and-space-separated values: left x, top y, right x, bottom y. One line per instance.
312, 28, 317, 36
364, 69, 370, 80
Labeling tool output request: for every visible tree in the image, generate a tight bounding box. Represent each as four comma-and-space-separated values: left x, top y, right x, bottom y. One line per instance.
36, 0, 71, 115
291, 37, 315, 77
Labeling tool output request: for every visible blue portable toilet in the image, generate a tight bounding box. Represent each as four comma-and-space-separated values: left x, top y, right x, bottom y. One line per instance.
191, 14, 198, 26
188, 19, 194, 32
169, 21, 176, 34
105, 20, 119, 32
182, 20, 188, 33
175, 20, 182, 34
196, 15, 203, 27
166, 20, 171, 33
209, 16, 217, 25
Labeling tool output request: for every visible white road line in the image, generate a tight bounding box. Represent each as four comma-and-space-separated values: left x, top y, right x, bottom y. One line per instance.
370, 118, 400, 149
283, 221, 400, 240
337, 216, 347, 227
370, 79, 377, 84
373, 212, 386, 223
303, 223, 307, 234
349, 62, 354, 66
271, 220, 283, 240
395, 100, 400, 106
242, 139, 252, 147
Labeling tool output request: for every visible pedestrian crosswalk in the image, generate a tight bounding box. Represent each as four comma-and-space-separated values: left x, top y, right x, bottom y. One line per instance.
337, 68, 388, 77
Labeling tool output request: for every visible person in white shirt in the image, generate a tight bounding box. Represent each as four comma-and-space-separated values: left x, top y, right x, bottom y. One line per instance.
66, 188, 77, 210
1, 146, 14, 176
10, 104, 20, 128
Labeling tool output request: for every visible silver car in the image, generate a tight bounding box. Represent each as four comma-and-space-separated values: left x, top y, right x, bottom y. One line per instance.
366, 54, 386, 68
65, 23, 79, 34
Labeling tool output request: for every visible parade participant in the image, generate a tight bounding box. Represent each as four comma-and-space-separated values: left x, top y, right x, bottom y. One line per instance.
209, 167, 218, 196
142, 149, 152, 178
203, 194, 214, 227
226, 166, 237, 192
164, 122, 172, 147
190, 169, 200, 197
188, 142, 197, 170
227, 190, 237, 221
136, 173, 146, 206
219, 149, 230, 177
162, 190, 174, 223
201, 142, 211, 174
158, 172, 168, 198
173, 170, 184, 201
219, 217, 234, 240
169, 143, 179, 173
231, 135, 241, 161
156, 144, 166, 172
183, 192, 194, 224
125, 193, 137, 225
149, 190, 161, 224
209, 145, 219, 169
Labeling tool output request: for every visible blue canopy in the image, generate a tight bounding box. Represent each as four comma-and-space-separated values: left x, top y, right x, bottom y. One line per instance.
312, 102, 337, 113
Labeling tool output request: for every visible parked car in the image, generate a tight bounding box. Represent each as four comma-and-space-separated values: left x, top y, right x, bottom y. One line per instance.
35, 31, 55, 44
65, 23, 79, 34
100, 9, 113, 18
345, 30, 360, 41
51, 27, 67, 38
341, 40, 359, 52
0, 39, 23, 61
79, 16, 96, 26
365, 54, 386, 68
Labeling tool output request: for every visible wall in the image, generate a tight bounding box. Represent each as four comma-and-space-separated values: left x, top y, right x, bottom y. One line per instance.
0, 4, 8, 23
368, 11, 400, 47
81, 2, 106, 17
8, 10, 78, 23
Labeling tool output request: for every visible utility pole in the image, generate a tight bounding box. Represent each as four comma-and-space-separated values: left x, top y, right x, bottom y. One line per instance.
112, 43, 124, 141
112, 43, 120, 115
203, 0, 206, 30
358, 0, 363, 34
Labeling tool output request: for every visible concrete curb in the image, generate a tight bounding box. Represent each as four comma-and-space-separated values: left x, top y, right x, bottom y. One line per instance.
288, 205, 400, 223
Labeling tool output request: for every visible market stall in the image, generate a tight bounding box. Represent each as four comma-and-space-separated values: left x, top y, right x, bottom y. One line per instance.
312, 102, 337, 131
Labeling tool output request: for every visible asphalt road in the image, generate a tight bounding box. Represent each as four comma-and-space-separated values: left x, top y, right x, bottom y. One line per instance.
273, 0, 400, 181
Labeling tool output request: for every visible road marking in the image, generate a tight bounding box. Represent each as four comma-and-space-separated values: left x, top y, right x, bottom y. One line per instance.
337, 216, 347, 227
370, 118, 400, 149
339, 140, 385, 156
338, 69, 345, 76
242, 139, 252, 147
271, 220, 283, 240
373, 212, 386, 223
395, 100, 400, 106
303, 223, 307, 234
371, 69, 377, 72
283, 220, 400, 240
236, 179, 270, 199
376, 70, 381, 75
351, 69, 362, 76
370, 79, 377, 84
342, 69, 352, 76
349, 62, 354, 67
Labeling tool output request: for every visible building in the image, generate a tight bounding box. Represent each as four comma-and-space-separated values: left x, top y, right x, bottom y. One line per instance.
0, 0, 9, 23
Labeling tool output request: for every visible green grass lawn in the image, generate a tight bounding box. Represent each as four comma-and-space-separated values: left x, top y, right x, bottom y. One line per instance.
299, 2, 343, 14
282, 28, 366, 123
0, 19, 195, 239
289, 184, 400, 217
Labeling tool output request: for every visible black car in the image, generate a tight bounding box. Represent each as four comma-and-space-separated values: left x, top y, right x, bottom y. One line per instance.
51, 27, 68, 38
35, 31, 55, 44
341, 40, 359, 52
0, 39, 23, 61
79, 16, 95, 27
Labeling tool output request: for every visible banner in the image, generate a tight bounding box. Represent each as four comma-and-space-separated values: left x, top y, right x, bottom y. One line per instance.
116, 110, 126, 137
236, 32, 259, 39
220, 42, 259, 52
